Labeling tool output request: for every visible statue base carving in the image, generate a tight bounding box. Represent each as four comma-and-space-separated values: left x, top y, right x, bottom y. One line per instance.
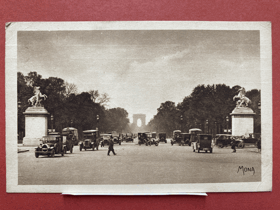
23, 107, 49, 146
230, 107, 255, 136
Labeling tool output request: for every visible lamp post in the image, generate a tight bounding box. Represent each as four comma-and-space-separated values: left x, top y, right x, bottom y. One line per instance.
214, 121, 217, 136
180, 115, 183, 132
96, 115, 99, 131
51, 114, 54, 132
206, 119, 208, 134
226, 116, 229, 134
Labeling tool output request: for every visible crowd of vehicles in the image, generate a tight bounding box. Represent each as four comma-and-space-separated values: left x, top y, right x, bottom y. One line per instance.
35, 126, 261, 158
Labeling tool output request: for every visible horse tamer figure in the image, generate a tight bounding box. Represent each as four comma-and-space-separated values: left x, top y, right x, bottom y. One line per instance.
233, 87, 251, 108
28, 86, 47, 107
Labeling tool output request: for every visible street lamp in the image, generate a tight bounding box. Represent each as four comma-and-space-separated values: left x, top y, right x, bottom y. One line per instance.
71, 119, 73, 127
226, 116, 229, 134
96, 115, 99, 131
206, 119, 208, 134
180, 115, 183, 132
51, 114, 54, 132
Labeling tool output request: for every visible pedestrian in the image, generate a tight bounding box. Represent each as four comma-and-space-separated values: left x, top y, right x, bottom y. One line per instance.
231, 137, 237, 153
107, 136, 116, 156
257, 139, 261, 153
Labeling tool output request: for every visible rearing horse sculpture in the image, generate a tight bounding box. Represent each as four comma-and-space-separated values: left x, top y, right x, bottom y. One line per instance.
233, 87, 251, 108
28, 86, 47, 107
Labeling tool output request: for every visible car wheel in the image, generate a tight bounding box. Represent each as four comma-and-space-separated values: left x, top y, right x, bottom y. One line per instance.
79, 145, 82, 151
64, 147, 67, 154
119, 142, 121, 145
85, 148, 87, 151
210, 149, 213, 153
155, 143, 158, 146
198, 149, 200, 153
35, 153, 39, 158
193, 147, 195, 152
165, 140, 167, 143
96, 146, 99, 150
70, 146, 73, 153
205, 150, 207, 153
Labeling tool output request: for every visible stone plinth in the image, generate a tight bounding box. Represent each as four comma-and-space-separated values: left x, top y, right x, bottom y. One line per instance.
23, 107, 49, 146
230, 107, 255, 136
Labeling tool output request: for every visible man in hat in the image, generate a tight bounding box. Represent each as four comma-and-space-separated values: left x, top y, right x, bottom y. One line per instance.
107, 135, 116, 156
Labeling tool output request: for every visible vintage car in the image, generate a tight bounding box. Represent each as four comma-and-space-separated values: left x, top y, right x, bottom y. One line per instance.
240, 133, 261, 148
158, 133, 167, 143
79, 130, 100, 151
149, 132, 159, 146
138, 132, 150, 146
100, 133, 111, 146
171, 130, 185, 146
189, 128, 202, 144
62, 127, 79, 145
182, 133, 191, 146
125, 133, 134, 142
35, 134, 64, 158
192, 134, 213, 153
214, 134, 232, 148
61, 128, 76, 153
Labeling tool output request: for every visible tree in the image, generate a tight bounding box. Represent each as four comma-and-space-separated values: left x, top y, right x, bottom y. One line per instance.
64, 82, 78, 97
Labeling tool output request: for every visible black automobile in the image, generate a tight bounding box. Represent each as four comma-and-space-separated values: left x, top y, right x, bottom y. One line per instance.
138, 132, 149, 146
171, 130, 185, 146
214, 134, 232, 148
158, 133, 167, 143
79, 130, 100, 151
125, 133, 134, 142
35, 134, 64, 158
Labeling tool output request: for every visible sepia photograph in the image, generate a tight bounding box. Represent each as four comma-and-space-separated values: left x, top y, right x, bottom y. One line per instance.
6, 21, 272, 194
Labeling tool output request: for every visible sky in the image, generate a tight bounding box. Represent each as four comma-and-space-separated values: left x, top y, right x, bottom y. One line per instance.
17, 30, 260, 123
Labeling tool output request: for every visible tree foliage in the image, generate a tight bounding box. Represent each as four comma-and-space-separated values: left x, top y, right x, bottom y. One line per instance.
17, 71, 130, 140
147, 84, 261, 136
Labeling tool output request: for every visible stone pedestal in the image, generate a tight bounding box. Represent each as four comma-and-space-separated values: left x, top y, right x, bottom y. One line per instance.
230, 107, 255, 136
23, 107, 49, 146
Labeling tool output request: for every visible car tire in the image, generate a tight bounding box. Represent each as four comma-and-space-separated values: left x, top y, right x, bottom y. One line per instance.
165, 140, 167, 143
85, 148, 87, 151
70, 146, 73, 153
35, 153, 39, 158
79, 145, 82, 151
210, 149, 213, 153
198, 149, 200, 153
193, 148, 195, 152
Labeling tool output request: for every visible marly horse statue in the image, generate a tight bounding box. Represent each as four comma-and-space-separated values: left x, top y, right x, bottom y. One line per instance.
28, 87, 47, 107
233, 87, 251, 108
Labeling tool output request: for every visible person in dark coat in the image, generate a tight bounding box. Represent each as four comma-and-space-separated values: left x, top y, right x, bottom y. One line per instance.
107, 136, 116, 156
231, 137, 237, 153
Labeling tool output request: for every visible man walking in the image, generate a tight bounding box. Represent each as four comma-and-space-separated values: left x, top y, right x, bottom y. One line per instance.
108, 136, 116, 156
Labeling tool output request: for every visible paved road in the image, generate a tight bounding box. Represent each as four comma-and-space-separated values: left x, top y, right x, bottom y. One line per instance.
18, 139, 261, 185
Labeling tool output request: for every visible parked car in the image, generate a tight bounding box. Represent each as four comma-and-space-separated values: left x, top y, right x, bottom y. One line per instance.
192, 134, 213, 153
79, 130, 100, 151
158, 133, 167, 143
214, 134, 232, 148
35, 134, 64, 158
62, 127, 79, 145
240, 133, 261, 148
61, 128, 76, 153
171, 130, 185, 146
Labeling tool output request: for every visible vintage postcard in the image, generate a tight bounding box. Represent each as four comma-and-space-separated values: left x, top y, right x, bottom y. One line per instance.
6, 21, 272, 194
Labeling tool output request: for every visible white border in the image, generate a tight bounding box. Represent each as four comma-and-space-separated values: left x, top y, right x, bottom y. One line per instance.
6, 21, 272, 194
